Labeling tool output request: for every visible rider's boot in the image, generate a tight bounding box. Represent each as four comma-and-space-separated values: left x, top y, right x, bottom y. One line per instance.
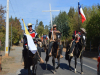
49, 49, 52, 57
49, 52, 52, 57
40, 57, 44, 63
60, 55, 63, 58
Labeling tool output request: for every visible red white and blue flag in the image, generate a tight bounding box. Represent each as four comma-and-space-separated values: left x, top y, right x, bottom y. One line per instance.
78, 2, 86, 23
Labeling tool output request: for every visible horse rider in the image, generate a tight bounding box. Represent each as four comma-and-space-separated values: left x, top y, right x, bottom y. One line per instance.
69, 28, 86, 57
43, 34, 47, 45
23, 23, 44, 68
48, 24, 63, 58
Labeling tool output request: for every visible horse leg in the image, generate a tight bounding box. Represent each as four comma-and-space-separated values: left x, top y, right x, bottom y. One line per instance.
75, 56, 77, 73
46, 61, 48, 70
52, 56, 56, 74
32, 65, 35, 75
45, 55, 49, 70
56, 57, 60, 69
52, 57, 55, 70
28, 66, 31, 75
80, 55, 83, 74
68, 58, 72, 70
33, 64, 37, 75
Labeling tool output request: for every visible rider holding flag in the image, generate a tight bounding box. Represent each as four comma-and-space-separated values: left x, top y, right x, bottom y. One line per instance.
23, 23, 44, 69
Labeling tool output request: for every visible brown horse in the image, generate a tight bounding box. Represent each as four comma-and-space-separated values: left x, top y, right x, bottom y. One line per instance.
45, 33, 61, 74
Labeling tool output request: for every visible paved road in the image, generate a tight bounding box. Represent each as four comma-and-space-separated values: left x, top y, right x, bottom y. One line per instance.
3, 46, 96, 75
14, 46, 97, 75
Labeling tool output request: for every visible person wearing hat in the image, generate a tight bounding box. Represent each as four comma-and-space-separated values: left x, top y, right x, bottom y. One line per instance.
48, 24, 63, 58
23, 23, 44, 69
69, 28, 86, 57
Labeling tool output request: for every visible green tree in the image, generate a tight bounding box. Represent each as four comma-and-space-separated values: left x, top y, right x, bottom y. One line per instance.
0, 5, 6, 48
43, 25, 49, 35
36, 25, 44, 36
52, 11, 69, 40
9, 17, 23, 45
39, 21, 44, 28
86, 10, 100, 48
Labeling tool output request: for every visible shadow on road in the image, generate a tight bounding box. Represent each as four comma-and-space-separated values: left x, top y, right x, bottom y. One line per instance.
59, 63, 74, 70
18, 63, 53, 75
59, 63, 82, 74
40, 63, 54, 70
18, 69, 29, 75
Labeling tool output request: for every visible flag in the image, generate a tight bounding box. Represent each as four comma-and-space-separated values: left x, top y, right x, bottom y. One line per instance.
22, 19, 37, 54
78, 2, 86, 23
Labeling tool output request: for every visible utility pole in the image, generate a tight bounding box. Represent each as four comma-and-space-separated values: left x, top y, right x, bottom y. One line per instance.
42, 4, 60, 40
5, 0, 9, 56
11, 24, 12, 47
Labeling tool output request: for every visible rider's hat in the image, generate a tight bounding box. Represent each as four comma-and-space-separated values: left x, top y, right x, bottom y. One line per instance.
27, 23, 34, 27
80, 28, 86, 34
53, 24, 57, 28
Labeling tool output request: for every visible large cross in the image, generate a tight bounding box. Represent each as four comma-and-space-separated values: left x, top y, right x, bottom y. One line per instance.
42, 4, 60, 40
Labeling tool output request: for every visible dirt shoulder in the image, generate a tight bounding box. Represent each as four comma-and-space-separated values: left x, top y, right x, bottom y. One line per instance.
0, 46, 23, 75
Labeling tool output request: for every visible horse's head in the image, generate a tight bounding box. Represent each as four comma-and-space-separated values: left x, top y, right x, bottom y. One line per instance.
56, 33, 61, 41
80, 34, 86, 47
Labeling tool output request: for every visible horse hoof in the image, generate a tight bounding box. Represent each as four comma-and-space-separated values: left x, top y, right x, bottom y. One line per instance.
51, 70, 56, 74
53, 71, 56, 74
74, 69, 76, 73
81, 72, 84, 74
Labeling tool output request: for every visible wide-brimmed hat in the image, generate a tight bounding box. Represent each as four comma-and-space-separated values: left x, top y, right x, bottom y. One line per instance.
80, 28, 86, 34
27, 23, 34, 27
53, 24, 57, 28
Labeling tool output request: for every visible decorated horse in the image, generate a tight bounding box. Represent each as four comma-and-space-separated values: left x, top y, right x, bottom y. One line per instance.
45, 33, 62, 74
65, 30, 86, 74
23, 35, 41, 75
22, 19, 44, 75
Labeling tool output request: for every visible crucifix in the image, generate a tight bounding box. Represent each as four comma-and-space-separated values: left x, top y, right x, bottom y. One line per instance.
42, 4, 60, 40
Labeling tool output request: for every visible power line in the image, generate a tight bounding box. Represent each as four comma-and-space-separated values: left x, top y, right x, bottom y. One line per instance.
9, 0, 16, 17
14, 0, 22, 19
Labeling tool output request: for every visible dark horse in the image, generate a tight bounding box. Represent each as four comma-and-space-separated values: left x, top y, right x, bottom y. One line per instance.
65, 34, 86, 74
23, 36, 40, 75
45, 33, 61, 74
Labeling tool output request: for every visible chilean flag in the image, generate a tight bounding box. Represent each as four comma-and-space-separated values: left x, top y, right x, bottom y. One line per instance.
78, 2, 86, 23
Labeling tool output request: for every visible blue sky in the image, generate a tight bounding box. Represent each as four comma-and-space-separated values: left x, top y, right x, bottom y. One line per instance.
1, 0, 100, 29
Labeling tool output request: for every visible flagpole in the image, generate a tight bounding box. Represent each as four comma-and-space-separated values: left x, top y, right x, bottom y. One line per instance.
78, 1, 80, 30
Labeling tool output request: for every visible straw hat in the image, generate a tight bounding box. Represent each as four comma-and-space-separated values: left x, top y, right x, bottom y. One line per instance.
53, 24, 57, 28
80, 28, 86, 34
27, 23, 34, 27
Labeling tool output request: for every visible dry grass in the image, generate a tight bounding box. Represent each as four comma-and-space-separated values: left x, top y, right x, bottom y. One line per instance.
0, 56, 15, 75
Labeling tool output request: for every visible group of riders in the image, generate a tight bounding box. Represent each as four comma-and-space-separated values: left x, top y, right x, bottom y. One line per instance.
23, 23, 86, 69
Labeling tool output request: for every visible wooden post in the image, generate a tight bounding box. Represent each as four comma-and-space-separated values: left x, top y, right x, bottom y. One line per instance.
0, 55, 2, 71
